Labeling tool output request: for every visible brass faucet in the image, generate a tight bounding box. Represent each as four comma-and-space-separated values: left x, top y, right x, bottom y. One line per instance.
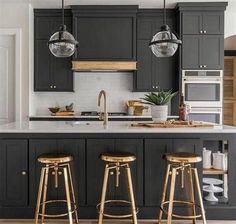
98, 90, 108, 125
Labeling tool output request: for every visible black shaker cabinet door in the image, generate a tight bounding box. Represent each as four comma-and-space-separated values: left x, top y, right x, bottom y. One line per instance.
34, 12, 73, 92
86, 139, 115, 206
144, 139, 172, 207
34, 40, 52, 91
182, 12, 202, 35
202, 12, 224, 35
0, 140, 28, 207
136, 39, 152, 91
182, 35, 202, 69
202, 35, 224, 69
135, 14, 177, 92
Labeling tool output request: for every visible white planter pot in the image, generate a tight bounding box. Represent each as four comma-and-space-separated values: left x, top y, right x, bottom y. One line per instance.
151, 105, 168, 122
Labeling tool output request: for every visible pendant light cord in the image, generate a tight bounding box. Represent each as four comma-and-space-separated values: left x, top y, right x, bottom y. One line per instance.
163, 0, 166, 25
62, 0, 65, 26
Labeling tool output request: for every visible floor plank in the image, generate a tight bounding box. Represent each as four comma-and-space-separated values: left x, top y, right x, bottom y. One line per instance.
0, 220, 236, 224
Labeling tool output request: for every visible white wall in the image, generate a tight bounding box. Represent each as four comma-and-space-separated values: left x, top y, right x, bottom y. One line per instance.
0, 3, 32, 120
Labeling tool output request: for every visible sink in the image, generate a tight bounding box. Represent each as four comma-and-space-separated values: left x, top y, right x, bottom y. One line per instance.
66, 121, 91, 126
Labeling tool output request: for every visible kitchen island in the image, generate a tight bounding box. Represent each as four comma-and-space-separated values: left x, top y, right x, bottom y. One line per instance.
0, 121, 236, 220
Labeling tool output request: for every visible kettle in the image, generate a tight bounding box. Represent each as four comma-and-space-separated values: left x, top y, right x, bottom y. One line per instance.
203, 148, 212, 169
213, 151, 227, 170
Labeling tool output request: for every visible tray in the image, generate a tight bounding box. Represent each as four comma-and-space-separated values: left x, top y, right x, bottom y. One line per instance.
131, 120, 215, 128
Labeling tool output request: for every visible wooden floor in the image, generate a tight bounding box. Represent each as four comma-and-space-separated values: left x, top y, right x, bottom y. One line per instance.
0, 220, 236, 224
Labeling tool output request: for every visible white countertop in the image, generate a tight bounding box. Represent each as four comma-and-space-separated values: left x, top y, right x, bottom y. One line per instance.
29, 115, 178, 119
0, 121, 236, 134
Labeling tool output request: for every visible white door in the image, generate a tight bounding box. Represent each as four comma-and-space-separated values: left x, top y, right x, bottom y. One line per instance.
0, 35, 15, 124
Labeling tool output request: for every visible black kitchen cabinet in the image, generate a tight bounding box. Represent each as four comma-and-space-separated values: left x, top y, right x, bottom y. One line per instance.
86, 139, 143, 207
182, 11, 224, 35
135, 11, 177, 92
177, 2, 227, 71
144, 138, 200, 207
29, 139, 86, 207
34, 10, 74, 92
0, 140, 28, 207
182, 35, 224, 69
72, 6, 137, 60
144, 139, 172, 206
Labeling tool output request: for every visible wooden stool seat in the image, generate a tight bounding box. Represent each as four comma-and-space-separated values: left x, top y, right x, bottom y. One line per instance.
37, 154, 73, 164
100, 152, 136, 163
163, 152, 202, 163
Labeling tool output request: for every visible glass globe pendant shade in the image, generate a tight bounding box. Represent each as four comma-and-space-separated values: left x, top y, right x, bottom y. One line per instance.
48, 25, 78, 58
149, 25, 182, 57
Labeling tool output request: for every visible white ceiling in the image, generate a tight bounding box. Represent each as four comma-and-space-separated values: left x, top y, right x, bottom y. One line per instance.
0, 0, 229, 8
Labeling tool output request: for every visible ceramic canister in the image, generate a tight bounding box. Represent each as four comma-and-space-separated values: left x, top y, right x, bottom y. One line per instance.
203, 148, 212, 169
213, 151, 227, 170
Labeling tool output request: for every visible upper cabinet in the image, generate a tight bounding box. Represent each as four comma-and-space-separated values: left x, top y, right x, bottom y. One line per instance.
176, 2, 227, 70
72, 6, 138, 60
34, 10, 74, 92
134, 10, 177, 92
182, 12, 224, 35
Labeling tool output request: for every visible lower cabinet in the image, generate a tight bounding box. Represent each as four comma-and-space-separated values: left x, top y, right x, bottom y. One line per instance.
144, 138, 201, 218
0, 140, 28, 207
144, 139, 172, 207
29, 139, 86, 209
86, 139, 143, 207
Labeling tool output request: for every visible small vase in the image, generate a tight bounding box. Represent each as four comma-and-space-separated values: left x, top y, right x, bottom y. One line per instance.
151, 105, 168, 122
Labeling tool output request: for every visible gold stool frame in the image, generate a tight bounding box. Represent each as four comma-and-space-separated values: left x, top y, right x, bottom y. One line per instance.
35, 162, 79, 224
159, 163, 207, 224
97, 162, 138, 224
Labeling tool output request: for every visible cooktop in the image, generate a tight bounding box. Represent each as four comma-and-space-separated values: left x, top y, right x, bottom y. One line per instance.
81, 111, 127, 116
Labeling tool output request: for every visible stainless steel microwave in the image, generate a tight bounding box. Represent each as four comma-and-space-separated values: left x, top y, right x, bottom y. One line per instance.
182, 70, 223, 108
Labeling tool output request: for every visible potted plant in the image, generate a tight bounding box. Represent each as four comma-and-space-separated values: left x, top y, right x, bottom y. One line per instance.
141, 89, 177, 122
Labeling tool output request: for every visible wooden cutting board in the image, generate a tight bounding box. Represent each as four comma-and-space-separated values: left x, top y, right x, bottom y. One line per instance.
51, 111, 75, 116
131, 121, 215, 128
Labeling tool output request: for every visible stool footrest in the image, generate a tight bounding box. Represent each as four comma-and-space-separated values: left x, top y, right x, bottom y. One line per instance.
97, 200, 139, 218
37, 199, 77, 218
161, 200, 202, 219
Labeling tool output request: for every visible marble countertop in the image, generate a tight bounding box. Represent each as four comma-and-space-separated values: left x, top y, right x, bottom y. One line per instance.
0, 121, 235, 134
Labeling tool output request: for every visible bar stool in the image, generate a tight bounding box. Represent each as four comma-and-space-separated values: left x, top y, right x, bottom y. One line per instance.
159, 152, 206, 224
35, 154, 79, 224
97, 152, 138, 224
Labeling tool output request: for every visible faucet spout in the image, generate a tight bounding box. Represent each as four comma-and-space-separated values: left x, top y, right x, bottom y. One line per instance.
98, 90, 108, 125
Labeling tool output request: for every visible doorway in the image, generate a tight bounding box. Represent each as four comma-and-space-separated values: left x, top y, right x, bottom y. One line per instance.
0, 29, 21, 124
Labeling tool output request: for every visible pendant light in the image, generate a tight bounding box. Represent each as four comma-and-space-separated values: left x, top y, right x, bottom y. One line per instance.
149, 0, 182, 57
48, 0, 78, 58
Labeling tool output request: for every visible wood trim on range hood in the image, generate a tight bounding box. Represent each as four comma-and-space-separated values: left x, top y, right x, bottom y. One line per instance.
72, 61, 137, 72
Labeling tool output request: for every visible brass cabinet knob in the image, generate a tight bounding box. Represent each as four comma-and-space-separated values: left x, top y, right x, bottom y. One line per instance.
22, 171, 27, 176
58, 171, 62, 175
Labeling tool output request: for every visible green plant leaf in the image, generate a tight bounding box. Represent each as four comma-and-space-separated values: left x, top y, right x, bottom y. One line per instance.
140, 89, 178, 105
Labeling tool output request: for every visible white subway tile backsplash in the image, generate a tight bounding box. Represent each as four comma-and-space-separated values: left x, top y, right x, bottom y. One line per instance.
30, 72, 150, 115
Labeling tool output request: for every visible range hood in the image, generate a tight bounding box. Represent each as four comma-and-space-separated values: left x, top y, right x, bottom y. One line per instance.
72, 61, 137, 72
